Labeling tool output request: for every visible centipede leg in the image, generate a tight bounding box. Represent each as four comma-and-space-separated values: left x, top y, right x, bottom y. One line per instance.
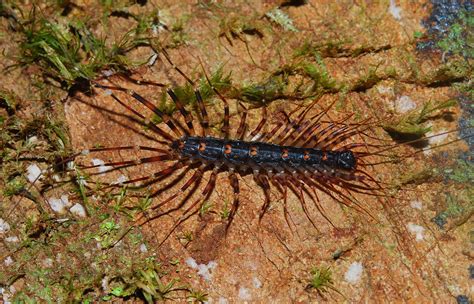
179, 164, 220, 218
156, 165, 220, 246
87, 88, 174, 143
308, 185, 336, 228
236, 102, 248, 140
226, 169, 241, 233
167, 89, 194, 136
160, 49, 210, 136
253, 171, 272, 222
285, 174, 320, 232
198, 60, 231, 140
94, 83, 185, 139
137, 163, 206, 226
101, 161, 185, 190
310, 175, 375, 220
279, 177, 294, 233
250, 107, 267, 141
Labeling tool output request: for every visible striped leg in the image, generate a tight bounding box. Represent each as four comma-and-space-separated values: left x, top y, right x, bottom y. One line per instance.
249, 107, 267, 140
198, 60, 231, 140
226, 169, 241, 233
252, 170, 272, 222
236, 102, 248, 140
160, 49, 209, 136
136, 163, 206, 226
167, 89, 195, 136
93, 83, 186, 139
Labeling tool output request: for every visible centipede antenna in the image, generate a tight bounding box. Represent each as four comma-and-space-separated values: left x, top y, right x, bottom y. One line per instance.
361, 133, 471, 166
363, 129, 467, 157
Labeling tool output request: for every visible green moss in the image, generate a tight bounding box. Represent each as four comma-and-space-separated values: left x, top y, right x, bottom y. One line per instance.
169, 15, 191, 48
433, 189, 473, 229
238, 74, 287, 104
222, 16, 263, 39
306, 266, 343, 298
436, 11, 474, 59
383, 99, 457, 139
294, 40, 349, 58
166, 66, 232, 117
199, 200, 213, 216
448, 159, 474, 183
104, 259, 186, 303
351, 65, 382, 92
13, 13, 151, 88
3, 175, 26, 197
188, 289, 209, 303
307, 266, 333, 291
220, 200, 231, 220
397, 168, 435, 186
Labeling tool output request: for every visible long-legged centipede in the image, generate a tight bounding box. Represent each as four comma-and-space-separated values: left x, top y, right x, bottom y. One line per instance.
52, 48, 468, 243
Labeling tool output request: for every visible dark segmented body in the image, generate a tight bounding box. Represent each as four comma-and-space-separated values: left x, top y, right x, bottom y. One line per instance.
175, 136, 357, 171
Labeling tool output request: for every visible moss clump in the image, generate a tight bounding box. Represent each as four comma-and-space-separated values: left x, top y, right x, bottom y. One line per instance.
383, 99, 457, 140
306, 266, 344, 299
152, 66, 233, 123
12, 13, 152, 89
238, 74, 287, 105
436, 11, 474, 59
218, 14, 264, 45
448, 159, 474, 183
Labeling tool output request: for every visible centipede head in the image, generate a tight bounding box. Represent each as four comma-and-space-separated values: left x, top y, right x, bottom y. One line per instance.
337, 150, 357, 170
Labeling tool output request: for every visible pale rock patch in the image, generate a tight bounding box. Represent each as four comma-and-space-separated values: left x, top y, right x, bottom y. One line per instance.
26, 164, 42, 183
407, 223, 425, 241
48, 195, 72, 213
0, 218, 10, 233
345, 262, 363, 284
70, 203, 87, 217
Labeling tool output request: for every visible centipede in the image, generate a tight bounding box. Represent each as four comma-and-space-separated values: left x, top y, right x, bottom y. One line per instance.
46, 48, 468, 246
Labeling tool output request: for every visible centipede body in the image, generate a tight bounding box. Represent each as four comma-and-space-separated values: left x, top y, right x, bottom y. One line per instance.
61, 49, 467, 242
